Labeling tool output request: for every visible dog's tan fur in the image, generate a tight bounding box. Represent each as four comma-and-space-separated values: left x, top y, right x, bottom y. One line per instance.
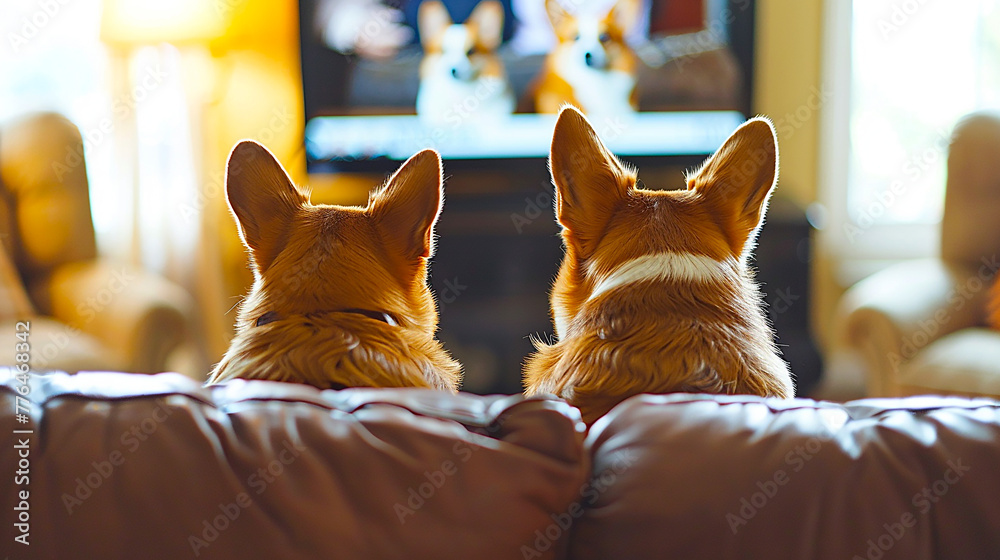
534, 0, 641, 114
416, 1, 514, 122
418, 0, 506, 74
523, 107, 793, 423
208, 141, 461, 391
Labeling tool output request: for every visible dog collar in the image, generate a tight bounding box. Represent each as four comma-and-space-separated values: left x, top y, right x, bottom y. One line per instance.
255, 309, 398, 327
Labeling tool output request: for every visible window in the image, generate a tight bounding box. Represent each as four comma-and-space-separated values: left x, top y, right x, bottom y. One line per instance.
0, 0, 128, 256
847, 0, 1000, 232
1, 0, 199, 267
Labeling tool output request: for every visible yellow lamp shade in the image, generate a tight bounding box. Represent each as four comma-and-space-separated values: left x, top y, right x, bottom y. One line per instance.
100, 0, 229, 46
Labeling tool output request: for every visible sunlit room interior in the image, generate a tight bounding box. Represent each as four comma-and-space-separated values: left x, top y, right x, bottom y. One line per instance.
2, 0, 1000, 556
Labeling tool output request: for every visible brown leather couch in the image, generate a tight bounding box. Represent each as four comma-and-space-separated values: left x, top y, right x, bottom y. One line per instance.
3, 369, 1000, 559
0, 113, 193, 373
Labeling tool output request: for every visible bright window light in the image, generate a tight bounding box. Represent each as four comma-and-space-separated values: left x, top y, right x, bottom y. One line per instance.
0, 0, 127, 257
849, 0, 1000, 226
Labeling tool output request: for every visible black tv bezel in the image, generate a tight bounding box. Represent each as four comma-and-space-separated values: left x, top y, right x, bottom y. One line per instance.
298, 0, 757, 174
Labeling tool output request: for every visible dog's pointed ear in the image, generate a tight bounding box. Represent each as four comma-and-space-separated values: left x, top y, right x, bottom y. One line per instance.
690, 117, 779, 257
607, 0, 642, 35
419, 1, 452, 48
545, 0, 575, 41
368, 149, 443, 260
226, 140, 307, 272
549, 106, 631, 259
469, 1, 504, 51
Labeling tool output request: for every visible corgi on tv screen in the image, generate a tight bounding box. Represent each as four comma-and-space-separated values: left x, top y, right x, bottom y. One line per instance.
299, 0, 754, 165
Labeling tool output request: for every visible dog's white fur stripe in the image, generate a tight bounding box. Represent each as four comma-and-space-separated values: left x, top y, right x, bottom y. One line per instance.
587, 252, 732, 302
442, 25, 469, 56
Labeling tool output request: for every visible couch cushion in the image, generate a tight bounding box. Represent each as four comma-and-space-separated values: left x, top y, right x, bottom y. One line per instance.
572, 393, 1000, 560
0, 370, 588, 560
898, 328, 1000, 398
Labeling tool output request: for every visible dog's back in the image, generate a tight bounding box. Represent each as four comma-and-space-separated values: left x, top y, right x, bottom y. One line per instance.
209, 142, 461, 391
524, 107, 793, 423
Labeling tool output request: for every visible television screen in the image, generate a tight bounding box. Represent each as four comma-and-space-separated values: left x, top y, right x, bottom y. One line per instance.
299, 0, 754, 167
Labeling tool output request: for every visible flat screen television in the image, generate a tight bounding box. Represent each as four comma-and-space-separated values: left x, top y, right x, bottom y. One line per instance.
293, 0, 808, 397
299, 0, 756, 171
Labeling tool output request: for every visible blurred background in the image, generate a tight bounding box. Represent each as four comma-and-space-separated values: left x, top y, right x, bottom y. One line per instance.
1, 0, 998, 400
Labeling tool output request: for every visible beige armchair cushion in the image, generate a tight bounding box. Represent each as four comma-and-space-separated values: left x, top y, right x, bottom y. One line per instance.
0, 112, 192, 374
0, 317, 117, 372
941, 112, 1000, 267
29, 261, 189, 373
0, 238, 33, 321
1, 240, 116, 371
897, 328, 1000, 398
0, 112, 97, 278
839, 112, 1000, 398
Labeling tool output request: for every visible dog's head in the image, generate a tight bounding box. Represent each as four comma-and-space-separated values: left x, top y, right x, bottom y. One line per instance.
546, 106, 779, 339
225, 141, 445, 336
544, 0, 639, 70
419, 0, 504, 82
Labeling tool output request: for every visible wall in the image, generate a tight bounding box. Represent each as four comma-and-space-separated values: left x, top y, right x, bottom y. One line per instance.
753, 0, 824, 208
198, 0, 307, 358
753, 0, 847, 366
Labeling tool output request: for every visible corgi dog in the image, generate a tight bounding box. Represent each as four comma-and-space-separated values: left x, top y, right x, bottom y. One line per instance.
523, 107, 794, 424
207, 141, 461, 391
416, 0, 515, 125
534, 0, 640, 115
